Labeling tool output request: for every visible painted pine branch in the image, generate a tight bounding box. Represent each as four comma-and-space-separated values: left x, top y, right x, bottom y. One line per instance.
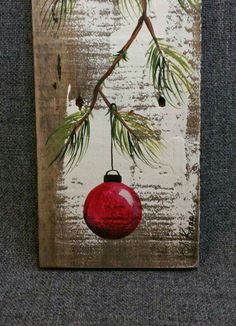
177, 0, 201, 14
146, 39, 193, 106
44, 0, 197, 170
41, 0, 200, 30
46, 108, 91, 171
110, 107, 162, 167
41, 0, 76, 30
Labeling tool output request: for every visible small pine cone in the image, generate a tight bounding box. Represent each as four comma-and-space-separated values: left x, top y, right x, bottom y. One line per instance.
158, 96, 166, 107
76, 95, 84, 109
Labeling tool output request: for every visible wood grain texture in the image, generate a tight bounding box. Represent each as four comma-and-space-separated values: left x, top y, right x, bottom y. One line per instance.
32, 0, 201, 268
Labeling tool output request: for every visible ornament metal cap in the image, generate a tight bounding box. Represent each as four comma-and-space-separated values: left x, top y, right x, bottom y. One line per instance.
104, 170, 122, 183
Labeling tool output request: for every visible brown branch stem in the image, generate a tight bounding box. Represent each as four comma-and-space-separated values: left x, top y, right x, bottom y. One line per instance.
89, 16, 145, 111
70, 0, 155, 140
141, 0, 147, 16
98, 89, 139, 141
70, 16, 145, 138
144, 16, 161, 52
98, 89, 112, 108
144, 16, 177, 83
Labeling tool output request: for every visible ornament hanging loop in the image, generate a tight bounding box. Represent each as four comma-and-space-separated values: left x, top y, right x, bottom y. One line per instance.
110, 103, 117, 112
104, 169, 122, 183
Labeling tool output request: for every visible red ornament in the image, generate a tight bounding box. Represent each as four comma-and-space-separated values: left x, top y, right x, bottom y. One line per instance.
83, 171, 142, 239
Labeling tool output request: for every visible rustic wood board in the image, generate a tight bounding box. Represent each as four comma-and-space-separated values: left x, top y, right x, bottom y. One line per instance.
32, 0, 201, 268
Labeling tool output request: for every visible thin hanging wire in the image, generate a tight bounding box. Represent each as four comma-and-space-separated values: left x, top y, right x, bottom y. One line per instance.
110, 103, 117, 171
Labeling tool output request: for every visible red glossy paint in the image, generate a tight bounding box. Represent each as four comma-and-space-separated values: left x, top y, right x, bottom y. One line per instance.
83, 182, 142, 239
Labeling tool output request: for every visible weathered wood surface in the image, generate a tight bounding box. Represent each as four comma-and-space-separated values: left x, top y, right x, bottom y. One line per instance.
32, 0, 201, 268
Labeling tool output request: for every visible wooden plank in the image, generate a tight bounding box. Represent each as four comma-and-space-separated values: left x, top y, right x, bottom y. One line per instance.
32, 0, 201, 268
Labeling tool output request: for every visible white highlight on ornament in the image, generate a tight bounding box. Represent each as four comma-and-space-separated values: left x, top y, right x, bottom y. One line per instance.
119, 189, 134, 207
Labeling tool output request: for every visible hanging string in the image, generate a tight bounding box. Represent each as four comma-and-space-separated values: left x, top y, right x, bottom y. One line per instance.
110, 103, 117, 171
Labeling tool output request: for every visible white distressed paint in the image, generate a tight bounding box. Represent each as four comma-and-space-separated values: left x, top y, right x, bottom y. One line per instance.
56, 0, 200, 248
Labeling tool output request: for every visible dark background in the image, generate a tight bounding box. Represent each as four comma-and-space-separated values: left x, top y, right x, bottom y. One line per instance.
0, 1, 235, 325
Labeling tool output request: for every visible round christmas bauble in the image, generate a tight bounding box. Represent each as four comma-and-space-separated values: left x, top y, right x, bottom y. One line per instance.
83, 171, 142, 239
